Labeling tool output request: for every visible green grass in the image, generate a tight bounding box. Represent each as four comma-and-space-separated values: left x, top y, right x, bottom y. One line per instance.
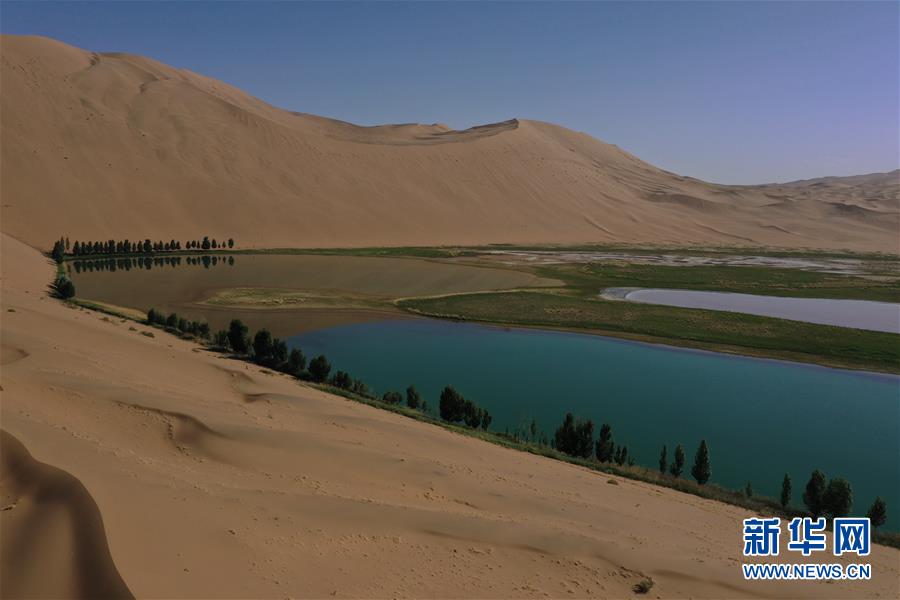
534, 262, 900, 302
400, 291, 900, 373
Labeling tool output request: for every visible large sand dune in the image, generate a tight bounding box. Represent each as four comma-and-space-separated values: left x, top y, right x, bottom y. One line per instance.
2, 233, 897, 598
2, 34, 898, 253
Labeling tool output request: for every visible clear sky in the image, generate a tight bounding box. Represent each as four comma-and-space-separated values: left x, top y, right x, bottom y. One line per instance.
2, 1, 897, 184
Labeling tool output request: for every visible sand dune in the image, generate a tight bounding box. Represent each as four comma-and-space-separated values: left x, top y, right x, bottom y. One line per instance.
2, 237, 899, 599
2, 34, 898, 253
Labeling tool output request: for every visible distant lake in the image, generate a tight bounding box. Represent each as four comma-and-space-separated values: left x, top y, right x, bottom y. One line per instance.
621, 289, 900, 333
290, 319, 900, 530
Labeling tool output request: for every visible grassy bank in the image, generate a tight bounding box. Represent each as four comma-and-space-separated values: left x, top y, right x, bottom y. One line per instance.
538, 262, 900, 302
399, 291, 900, 373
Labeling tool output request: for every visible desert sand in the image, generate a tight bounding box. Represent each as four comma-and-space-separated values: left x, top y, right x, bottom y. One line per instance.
2, 34, 898, 254
3, 238, 899, 599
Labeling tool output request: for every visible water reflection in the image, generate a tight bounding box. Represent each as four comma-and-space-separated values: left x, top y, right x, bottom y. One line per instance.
69, 254, 236, 274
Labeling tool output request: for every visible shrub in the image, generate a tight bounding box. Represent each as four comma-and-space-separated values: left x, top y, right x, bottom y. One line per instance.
51, 275, 76, 299
213, 330, 230, 350
633, 578, 654, 594
165, 312, 178, 328
658, 445, 668, 474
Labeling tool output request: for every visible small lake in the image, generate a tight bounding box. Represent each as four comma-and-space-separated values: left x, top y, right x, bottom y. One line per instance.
290, 319, 900, 529
618, 289, 900, 333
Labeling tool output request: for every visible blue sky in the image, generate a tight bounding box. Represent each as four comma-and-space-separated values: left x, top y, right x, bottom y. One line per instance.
2, 1, 897, 184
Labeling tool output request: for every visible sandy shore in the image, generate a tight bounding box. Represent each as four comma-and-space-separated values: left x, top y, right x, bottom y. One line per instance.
2, 233, 898, 598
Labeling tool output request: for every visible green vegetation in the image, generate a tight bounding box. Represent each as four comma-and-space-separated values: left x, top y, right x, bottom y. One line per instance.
670, 444, 685, 478
633, 578, 654, 595
553, 413, 595, 458
781, 473, 792, 508
439, 385, 491, 430
399, 291, 900, 373
50, 274, 76, 299
56, 235, 236, 258
537, 262, 900, 302
803, 470, 827, 517
691, 439, 711, 485
868, 497, 887, 530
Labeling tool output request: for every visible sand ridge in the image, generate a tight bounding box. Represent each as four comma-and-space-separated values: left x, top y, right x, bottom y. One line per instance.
1, 34, 898, 254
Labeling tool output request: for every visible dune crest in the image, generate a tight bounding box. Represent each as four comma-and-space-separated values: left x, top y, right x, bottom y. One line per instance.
2, 34, 897, 253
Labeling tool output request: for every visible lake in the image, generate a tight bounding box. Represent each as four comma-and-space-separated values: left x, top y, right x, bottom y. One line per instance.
620, 288, 900, 333
290, 318, 900, 529
68, 253, 555, 334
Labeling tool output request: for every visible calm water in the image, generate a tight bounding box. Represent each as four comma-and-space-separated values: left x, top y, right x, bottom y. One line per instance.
624, 289, 900, 333
290, 319, 900, 529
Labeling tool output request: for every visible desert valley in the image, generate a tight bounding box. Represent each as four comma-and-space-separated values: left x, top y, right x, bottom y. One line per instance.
1, 30, 899, 600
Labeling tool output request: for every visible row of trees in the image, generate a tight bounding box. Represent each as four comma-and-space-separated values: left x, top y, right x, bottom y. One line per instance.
792, 469, 887, 529
552, 413, 887, 528
52, 235, 236, 260
146, 309, 211, 338
438, 385, 492, 430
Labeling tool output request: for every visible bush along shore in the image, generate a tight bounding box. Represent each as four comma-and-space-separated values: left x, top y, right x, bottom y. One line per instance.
61, 291, 899, 547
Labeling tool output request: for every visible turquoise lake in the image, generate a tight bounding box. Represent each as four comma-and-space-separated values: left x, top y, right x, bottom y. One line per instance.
290, 319, 900, 530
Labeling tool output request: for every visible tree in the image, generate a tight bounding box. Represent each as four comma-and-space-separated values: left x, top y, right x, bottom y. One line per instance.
658, 445, 668, 474
288, 348, 306, 374
331, 370, 352, 389
866, 497, 887, 530
227, 319, 250, 353
165, 312, 179, 328
745, 482, 754, 498
197, 322, 210, 339
253, 329, 274, 362
382, 390, 403, 405
177, 317, 189, 333
780, 473, 792, 508
406, 385, 422, 409
595, 423, 614, 463
213, 330, 230, 350
553, 413, 594, 458
480, 408, 492, 430
308, 355, 331, 382
803, 470, 827, 517
614, 445, 629, 466
228, 238, 234, 249
51, 239, 65, 262
51, 275, 75, 299
823, 478, 852, 518
201, 236, 211, 250
669, 444, 685, 478
147, 308, 160, 325
439, 386, 466, 423
272, 338, 288, 365
463, 401, 482, 428
690, 439, 711, 485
